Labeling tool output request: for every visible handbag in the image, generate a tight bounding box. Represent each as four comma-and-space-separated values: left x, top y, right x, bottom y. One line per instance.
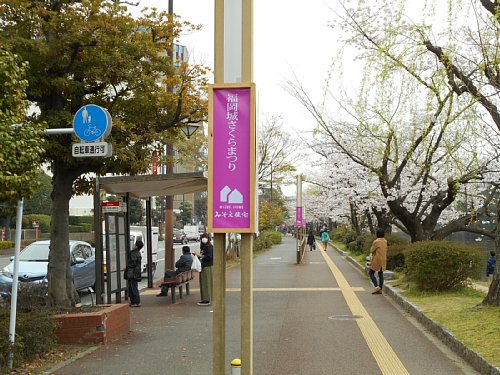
124, 268, 134, 280
191, 255, 202, 272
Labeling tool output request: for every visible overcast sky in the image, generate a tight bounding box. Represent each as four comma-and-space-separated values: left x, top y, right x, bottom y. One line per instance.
71, 0, 340, 207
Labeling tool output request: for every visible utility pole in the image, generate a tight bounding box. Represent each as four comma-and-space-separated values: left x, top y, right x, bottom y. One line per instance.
164, 0, 175, 271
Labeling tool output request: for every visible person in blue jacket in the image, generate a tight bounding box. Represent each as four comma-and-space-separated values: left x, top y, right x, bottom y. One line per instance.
320, 230, 330, 251
486, 251, 496, 285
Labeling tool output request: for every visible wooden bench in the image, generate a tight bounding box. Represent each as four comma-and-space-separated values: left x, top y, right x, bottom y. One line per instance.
158, 270, 196, 304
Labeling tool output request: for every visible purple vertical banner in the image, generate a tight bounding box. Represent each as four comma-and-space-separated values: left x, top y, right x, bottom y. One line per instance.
295, 206, 303, 227
211, 87, 252, 231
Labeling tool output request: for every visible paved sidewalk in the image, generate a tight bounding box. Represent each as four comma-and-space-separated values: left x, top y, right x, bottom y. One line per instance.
52, 236, 478, 375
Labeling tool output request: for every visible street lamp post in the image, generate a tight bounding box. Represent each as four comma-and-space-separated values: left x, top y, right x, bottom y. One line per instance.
270, 164, 273, 203
164, 0, 200, 271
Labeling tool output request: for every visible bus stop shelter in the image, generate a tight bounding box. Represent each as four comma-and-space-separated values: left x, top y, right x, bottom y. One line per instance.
94, 171, 207, 304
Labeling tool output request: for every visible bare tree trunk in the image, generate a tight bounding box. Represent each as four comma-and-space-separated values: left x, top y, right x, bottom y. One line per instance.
350, 202, 361, 236
483, 200, 500, 306
372, 207, 393, 235
365, 209, 375, 235
47, 164, 79, 307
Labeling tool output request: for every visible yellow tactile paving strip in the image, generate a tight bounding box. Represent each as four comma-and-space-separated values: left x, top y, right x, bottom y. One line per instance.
143, 287, 364, 295
320, 248, 410, 375
144, 247, 408, 374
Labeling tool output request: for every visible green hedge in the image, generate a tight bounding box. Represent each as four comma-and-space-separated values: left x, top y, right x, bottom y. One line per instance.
0, 308, 59, 370
0, 241, 14, 250
80, 223, 92, 232
69, 216, 94, 228
254, 231, 282, 252
22, 214, 51, 233
387, 243, 407, 271
405, 241, 482, 291
69, 225, 84, 233
331, 225, 356, 245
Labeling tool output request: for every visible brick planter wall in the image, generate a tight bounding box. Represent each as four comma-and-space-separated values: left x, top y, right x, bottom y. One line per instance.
53, 304, 130, 345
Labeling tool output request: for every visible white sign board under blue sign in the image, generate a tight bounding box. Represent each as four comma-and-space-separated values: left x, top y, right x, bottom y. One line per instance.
72, 142, 112, 157
73, 105, 112, 142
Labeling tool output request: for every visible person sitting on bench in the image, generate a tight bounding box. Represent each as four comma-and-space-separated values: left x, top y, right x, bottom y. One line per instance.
157, 245, 193, 296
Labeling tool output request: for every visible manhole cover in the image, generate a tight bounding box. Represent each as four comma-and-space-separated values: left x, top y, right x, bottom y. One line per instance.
328, 315, 362, 321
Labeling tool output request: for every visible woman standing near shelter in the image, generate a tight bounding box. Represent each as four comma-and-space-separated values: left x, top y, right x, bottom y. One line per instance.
193, 233, 213, 306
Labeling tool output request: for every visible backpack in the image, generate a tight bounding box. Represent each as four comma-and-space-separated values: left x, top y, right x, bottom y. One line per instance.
321, 231, 330, 242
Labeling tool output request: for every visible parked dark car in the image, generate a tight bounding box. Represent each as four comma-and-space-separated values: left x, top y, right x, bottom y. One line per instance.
173, 230, 188, 244
0, 240, 95, 293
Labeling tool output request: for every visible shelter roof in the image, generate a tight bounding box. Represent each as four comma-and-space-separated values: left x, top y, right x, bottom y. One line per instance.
99, 172, 207, 199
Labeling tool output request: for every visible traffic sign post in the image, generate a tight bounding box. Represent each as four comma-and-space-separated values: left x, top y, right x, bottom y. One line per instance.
72, 104, 113, 158
32, 220, 39, 241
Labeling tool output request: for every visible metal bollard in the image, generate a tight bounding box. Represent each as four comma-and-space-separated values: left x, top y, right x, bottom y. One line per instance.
231, 358, 241, 375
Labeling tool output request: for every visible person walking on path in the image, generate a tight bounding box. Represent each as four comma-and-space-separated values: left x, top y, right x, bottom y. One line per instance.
486, 251, 496, 285
126, 240, 143, 307
193, 233, 213, 306
307, 230, 316, 251
369, 229, 387, 295
320, 229, 330, 251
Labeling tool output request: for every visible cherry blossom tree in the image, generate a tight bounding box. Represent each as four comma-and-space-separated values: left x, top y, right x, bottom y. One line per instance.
288, 1, 500, 244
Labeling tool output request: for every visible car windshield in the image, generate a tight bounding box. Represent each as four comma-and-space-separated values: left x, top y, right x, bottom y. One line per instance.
19, 243, 50, 261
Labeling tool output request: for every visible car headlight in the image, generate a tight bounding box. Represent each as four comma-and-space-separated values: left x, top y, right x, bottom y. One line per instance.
1, 266, 10, 276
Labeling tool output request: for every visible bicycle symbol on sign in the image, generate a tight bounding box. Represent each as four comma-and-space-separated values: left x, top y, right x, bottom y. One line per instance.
81, 106, 102, 138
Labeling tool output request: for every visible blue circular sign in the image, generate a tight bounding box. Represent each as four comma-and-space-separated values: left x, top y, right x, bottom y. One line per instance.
73, 105, 112, 142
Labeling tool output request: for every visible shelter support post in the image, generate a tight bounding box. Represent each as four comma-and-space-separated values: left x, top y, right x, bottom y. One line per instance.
146, 198, 153, 288
94, 177, 103, 305
165, 195, 174, 270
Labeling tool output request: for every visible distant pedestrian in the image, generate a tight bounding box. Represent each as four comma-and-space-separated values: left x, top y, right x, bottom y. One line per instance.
369, 229, 387, 295
192, 233, 213, 306
486, 251, 496, 285
126, 240, 143, 307
321, 230, 330, 251
307, 230, 315, 251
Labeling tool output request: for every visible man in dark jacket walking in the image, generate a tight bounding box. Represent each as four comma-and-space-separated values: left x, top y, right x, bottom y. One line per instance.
307, 230, 316, 251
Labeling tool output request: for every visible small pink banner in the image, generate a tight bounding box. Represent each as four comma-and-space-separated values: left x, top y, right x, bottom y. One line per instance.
295, 206, 303, 227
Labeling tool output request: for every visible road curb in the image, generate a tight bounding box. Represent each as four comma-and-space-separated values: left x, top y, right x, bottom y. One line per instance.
330, 243, 500, 375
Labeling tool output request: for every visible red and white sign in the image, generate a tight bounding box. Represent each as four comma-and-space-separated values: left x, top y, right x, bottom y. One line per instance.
101, 201, 125, 213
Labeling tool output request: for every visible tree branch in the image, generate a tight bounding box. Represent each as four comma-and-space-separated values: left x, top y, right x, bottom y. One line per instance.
424, 39, 500, 131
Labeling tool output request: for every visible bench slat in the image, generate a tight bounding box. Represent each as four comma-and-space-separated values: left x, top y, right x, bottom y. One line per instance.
158, 270, 197, 304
